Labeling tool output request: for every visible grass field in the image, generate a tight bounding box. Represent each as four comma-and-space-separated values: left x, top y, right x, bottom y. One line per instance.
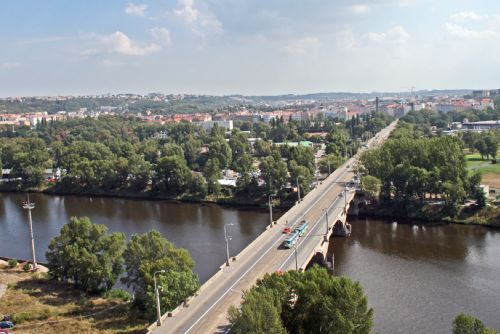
466, 152, 500, 188
0, 265, 148, 334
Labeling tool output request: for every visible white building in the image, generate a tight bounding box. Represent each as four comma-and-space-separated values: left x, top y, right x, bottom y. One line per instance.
193, 120, 233, 131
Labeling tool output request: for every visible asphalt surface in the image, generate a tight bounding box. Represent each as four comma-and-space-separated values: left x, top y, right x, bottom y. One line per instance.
151, 120, 397, 334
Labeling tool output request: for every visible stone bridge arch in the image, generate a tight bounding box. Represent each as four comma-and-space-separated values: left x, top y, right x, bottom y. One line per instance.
333, 219, 351, 237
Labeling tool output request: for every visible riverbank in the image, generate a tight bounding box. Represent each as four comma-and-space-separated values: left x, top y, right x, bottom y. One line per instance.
0, 262, 148, 333
359, 201, 500, 227
0, 187, 295, 213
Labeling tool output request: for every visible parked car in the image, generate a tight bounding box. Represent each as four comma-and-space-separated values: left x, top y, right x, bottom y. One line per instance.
0, 321, 13, 329
282, 227, 291, 234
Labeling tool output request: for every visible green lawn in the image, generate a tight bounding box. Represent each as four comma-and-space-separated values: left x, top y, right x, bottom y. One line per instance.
466, 153, 500, 175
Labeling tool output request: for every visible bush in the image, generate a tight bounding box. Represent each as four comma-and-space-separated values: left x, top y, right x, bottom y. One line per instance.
8, 259, 18, 268
13, 308, 52, 324
104, 289, 132, 302
23, 262, 32, 272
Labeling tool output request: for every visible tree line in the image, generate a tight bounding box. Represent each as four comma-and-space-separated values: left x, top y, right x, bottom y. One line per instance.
359, 123, 484, 216
0, 113, 393, 205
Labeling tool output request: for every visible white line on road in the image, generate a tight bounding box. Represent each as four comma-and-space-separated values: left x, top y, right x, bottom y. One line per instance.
181, 163, 352, 334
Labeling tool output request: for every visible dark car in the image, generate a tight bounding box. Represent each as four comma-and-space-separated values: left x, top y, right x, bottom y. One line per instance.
0, 321, 13, 329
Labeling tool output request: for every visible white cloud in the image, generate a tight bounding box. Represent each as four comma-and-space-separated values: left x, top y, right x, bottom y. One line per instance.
84, 31, 160, 56
174, 0, 222, 35
175, 0, 199, 24
150, 27, 172, 46
282, 37, 320, 55
349, 4, 370, 14
444, 23, 498, 39
125, 3, 148, 17
364, 25, 410, 44
450, 11, 487, 22
0, 62, 21, 69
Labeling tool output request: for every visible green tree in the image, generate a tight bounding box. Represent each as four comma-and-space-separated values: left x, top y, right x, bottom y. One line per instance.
10, 138, 52, 188
46, 217, 125, 293
204, 157, 222, 195
122, 230, 199, 319
161, 143, 184, 158
360, 175, 381, 202
229, 266, 373, 334
259, 153, 288, 195
154, 155, 192, 196
289, 161, 313, 195
452, 313, 498, 334
209, 137, 232, 169
228, 288, 286, 334
319, 154, 344, 174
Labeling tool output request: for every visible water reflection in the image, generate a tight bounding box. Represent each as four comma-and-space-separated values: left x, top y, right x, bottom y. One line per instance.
331, 218, 500, 334
0, 192, 270, 283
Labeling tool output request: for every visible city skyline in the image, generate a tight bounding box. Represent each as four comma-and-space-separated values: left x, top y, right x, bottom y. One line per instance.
1, 0, 499, 97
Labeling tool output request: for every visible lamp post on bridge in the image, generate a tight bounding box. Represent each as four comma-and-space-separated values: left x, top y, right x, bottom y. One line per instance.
224, 223, 234, 266
324, 208, 329, 242
268, 194, 274, 226
154, 269, 166, 326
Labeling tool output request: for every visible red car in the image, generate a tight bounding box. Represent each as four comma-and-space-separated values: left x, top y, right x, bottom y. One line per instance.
282, 227, 291, 234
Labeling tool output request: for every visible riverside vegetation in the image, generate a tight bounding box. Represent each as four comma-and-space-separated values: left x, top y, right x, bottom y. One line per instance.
0, 112, 392, 207
0, 216, 199, 333
358, 111, 499, 226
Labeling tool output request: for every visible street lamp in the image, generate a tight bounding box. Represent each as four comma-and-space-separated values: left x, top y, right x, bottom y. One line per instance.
154, 270, 166, 326
224, 223, 234, 266
22, 195, 37, 271
324, 208, 329, 241
268, 194, 275, 226
296, 177, 301, 202
293, 245, 299, 271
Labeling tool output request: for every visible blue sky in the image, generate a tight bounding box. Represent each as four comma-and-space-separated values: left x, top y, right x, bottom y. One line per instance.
0, 0, 499, 96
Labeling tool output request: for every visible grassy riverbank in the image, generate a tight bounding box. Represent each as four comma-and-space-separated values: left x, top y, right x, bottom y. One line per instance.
0, 263, 148, 334
359, 201, 500, 227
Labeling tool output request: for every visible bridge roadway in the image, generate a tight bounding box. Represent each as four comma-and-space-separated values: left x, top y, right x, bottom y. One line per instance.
151, 120, 397, 334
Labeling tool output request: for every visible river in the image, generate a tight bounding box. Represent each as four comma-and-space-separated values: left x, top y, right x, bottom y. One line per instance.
332, 218, 500, 333
0, 193, 270, 283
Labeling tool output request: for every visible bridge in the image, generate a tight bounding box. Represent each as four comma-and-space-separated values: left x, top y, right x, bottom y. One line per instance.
149, 121, 397, 334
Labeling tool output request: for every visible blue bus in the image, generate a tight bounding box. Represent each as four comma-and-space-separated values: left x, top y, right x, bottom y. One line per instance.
283, 231, 300, 248
294, 220, 309, 237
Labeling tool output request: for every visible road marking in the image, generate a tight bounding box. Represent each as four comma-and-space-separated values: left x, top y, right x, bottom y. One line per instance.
174, 122, 398, 334
181, 164, 352, 334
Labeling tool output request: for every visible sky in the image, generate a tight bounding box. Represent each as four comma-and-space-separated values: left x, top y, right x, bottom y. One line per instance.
0, 0, 499, 97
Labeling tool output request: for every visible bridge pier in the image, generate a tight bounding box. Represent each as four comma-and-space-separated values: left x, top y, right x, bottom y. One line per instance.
332, 220, 351, 237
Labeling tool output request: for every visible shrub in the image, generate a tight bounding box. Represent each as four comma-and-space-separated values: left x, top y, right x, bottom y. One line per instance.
23, 262, 32, 272
8, 259, 18, 268
104, 289, 132, 302
12, 308, 52, 324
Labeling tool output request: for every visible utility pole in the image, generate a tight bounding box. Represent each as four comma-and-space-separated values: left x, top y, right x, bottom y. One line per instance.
154, 270, 166, 326
22, 195, 37, 270
324, 209, 329, 241
268, 195, 274, 226
224, 223, 234, 266
328, 160, 331, 175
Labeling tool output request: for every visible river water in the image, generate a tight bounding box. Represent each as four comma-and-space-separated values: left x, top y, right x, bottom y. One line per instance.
0, 193, 269, 283
332, 218, 500, 333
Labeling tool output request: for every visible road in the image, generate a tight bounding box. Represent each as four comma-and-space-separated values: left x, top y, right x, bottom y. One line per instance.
151, 120, 397, 334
